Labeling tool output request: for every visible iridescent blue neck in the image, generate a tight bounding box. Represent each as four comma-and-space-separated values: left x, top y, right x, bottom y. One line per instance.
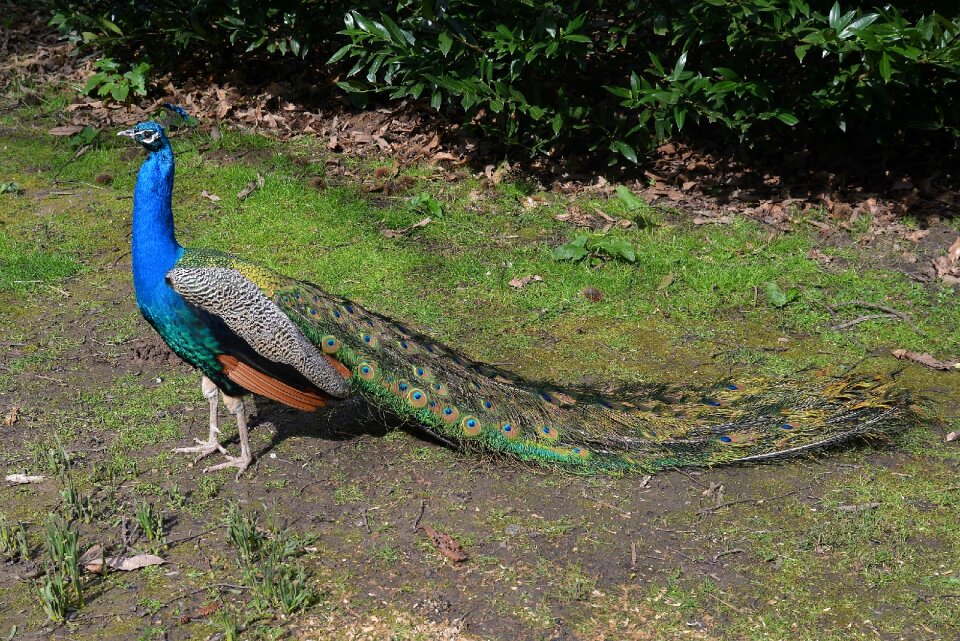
132, 142, 182, 305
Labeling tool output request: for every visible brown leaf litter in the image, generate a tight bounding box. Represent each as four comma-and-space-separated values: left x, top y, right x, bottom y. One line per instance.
3, 405, 18, 426
508, 274, 543, 289
891, 349, 960, 371
419, 524, 468, 563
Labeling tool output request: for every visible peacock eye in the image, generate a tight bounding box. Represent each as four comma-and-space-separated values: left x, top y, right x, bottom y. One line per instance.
140, 131, 159, 144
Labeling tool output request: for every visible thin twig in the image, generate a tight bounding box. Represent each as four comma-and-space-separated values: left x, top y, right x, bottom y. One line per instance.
831, 300, 927, 336
705, 591, 748, 615
832, 313, 898, 330
164, 526, 216, 548
138, 583, 250, 618
670, 466, 709, 489
697, 489, 799, 515
412, 499, 426, 532
582, 492, 634, 517
711, 548, 744, 563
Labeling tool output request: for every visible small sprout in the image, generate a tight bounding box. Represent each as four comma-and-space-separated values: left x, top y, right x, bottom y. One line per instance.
60, 474, 92, 523
166, 483, 186, 510
215, 607, 241, 641
37, 570, 70, 623
0, 513, 30, 561
244, 556, 314, 614
134, 501, 164, 545
407, 192, 443, 218
225, 501, 261, 563
198, 475, 222, 499
44, 515, 82, 606
33, 437, 71, 475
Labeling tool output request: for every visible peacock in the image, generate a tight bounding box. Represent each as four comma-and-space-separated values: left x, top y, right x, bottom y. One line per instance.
118, 108, 913, 478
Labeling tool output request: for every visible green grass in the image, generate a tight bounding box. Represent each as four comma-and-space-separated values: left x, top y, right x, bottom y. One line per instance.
0, 231, 80, 293
1, 93, 959, 641
2, 122, 957, 386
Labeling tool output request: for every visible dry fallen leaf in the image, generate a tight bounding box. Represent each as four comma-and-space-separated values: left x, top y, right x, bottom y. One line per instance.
373, 161, 399, 181
82, 545, 165, 573
382, 217, 431, 239
48, 125, 84, 136
693, 215, 731, 225
3, 405, 19, 426
520, 195, 548, 209
807, 248, 833, 265
237, 173, 264, 201
79, 544, 105, 572
509, 274, 543, 289
420, 524, 467, 563
837, 502, 880, 513
5, 474, 44, 485
200, 190, 221, 202
581, 286, 602, 303
946, 431, 958, 442
891, 349, 960, 371
932, 237, 960, 284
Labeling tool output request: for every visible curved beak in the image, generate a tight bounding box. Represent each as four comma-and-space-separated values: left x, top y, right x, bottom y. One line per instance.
117, 129, 137, 139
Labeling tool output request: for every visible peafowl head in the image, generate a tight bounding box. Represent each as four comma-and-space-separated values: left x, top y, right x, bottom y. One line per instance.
117, 122, 168, 152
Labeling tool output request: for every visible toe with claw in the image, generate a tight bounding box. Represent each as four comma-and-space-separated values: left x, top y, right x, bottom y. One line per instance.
173, 438, 228, 463
203, 454, 252, 480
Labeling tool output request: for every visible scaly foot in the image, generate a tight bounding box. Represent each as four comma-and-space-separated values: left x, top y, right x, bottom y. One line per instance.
173, 438, 228, 463
203, 454, 252, 480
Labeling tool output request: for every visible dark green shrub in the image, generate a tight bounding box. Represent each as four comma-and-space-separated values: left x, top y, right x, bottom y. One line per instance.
333, 1, 960, 161
47, 1, 960, 161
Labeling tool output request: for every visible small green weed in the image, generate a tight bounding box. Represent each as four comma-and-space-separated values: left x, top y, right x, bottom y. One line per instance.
407, 192, 443, 218
372, 544, 401, 566
67, 125, 100, 151
82, 58, 150, 103
214, 606, 241, 641
225, 504, 315, 614
245, 557, 314, 614
764, 281, 801, 308
166, 483, 186, 509
333, 483, 364, 505
552, 233, 636, 264
0, 181, 22, 195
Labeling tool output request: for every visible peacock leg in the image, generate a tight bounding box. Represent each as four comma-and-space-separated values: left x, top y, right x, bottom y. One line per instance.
173, 376, 229, 461
203, 393, 252, 479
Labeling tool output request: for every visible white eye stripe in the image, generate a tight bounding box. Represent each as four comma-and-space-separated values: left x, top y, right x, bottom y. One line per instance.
139, 131, 159, 144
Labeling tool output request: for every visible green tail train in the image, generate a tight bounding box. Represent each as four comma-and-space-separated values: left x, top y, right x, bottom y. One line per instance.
269, 275, 913, 474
